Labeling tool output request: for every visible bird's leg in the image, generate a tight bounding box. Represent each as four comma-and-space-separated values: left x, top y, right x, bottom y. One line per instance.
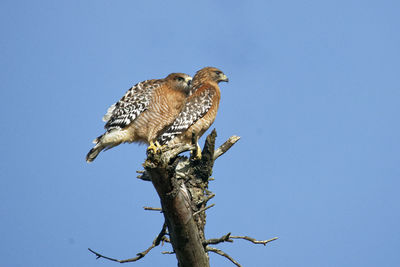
190, 133, 202, 160
195, 142, 202, 159
191, 142, 202, 160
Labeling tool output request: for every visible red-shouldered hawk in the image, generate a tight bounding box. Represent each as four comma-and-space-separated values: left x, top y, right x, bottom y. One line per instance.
86, 73, 192, 162
157, 67, 228, 157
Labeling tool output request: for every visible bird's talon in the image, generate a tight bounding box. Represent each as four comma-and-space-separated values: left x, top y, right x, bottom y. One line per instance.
196, 149, 202, 160
147, 141, 166, 155
147, 141, 158, 154
191, 143, 202, 160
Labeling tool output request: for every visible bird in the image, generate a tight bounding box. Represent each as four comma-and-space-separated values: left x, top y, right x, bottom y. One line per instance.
157, 67, 229, 158
86, 72, 192, 162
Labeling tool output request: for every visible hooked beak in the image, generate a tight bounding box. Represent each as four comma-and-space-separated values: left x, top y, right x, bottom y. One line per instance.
220, 74, 229, 83
186, 77, 192, 86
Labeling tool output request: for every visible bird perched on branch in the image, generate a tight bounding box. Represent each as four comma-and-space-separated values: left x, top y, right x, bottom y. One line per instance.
86, 73, 192, 162
158, 67, 229, 158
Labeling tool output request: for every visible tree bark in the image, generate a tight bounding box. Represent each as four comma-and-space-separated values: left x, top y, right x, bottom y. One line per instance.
143, 130, 222, 267
146, 159, 210, 267
88, 131, 278, 266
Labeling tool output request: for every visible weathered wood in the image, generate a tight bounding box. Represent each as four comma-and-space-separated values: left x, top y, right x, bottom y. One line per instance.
145, 153, 210, 267
88, 130, 278, 267
142, 130, 246, 267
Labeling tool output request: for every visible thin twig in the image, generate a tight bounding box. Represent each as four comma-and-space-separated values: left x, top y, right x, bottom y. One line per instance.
203, 232, 233, 245
197, 193, 215, 206
153, 223, 168, 246
214, 136, 240, 160
88, 248, 121, 263
206, 246, 242, 267
229, 236, 278, 246
195, 193, 215, 207
193, 203, 215, 217
161, 237, 171, 245
143, 206, 162, 211
204, 193, 215, 203
161, 251, 175, 255
88, 223, 168, 263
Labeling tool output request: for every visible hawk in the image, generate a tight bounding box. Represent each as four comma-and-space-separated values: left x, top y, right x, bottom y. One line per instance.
86, 73, 192, 162
158, 67, 229, 157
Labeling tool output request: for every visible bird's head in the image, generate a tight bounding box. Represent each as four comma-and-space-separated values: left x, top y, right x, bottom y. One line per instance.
194, 67, 229, 85
167, 73, 193, 93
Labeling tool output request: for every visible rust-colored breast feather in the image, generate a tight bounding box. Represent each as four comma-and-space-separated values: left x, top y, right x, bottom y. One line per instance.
86, 72, 192, 162
124, 80, 187, 143
158, 81, 221, 146
157, 66, 228, 147
174, 83, 220, 145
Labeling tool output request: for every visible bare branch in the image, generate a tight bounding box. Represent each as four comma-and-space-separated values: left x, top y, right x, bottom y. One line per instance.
214, 136, 240, 160
229, 236, 278, 246
203, 232, 233, 245
87, 245, 155, 263
94, 131, 275, 266
204, 233, 278, 247
193, 203, 215, 217
88, 248, 122, 263
162, 251, 175, 255
143, 206, 162, 211
206, 246, 242, 267
88, 223, 168, 263
162, 237, 171, 245
153, 223, 168, 246
196, 193, 215, 206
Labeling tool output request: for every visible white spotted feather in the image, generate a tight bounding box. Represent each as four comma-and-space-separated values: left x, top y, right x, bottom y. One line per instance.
158, 88, 214, 145
102, 103, 116, 122
104, 81, 161, 130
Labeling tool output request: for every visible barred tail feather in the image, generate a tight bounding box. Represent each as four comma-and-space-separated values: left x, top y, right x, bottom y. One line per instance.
86, 130, 127, 163
86, 144, 104, 163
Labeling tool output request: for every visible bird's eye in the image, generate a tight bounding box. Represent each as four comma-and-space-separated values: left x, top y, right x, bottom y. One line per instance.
176, 77, 184, 82
215, 71, 222, 75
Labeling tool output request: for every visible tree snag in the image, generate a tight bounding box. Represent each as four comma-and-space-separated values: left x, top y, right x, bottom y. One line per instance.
89, 129, 277, 266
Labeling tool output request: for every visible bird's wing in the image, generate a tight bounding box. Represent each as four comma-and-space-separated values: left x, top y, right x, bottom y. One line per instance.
103, 80, 161, 130
158, 87, 215, 144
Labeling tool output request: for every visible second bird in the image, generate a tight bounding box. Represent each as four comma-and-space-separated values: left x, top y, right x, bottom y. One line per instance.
86, 72, 192, 162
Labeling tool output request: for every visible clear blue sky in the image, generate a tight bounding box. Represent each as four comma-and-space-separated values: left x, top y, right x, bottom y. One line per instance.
1, 0, 399, 266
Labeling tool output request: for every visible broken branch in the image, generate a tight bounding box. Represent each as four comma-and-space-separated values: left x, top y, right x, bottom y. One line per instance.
206, 246, 242, 267
143, 206, 162, 211
88, 223, 168, 263
214, 136, 240, 160
229, 235, 278, 246
203, 232, 232, 245
193, 203, 215, 217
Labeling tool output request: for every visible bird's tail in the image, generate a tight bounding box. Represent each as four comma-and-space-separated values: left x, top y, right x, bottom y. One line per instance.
86, 131, 125, 163
86, 135, 105, 163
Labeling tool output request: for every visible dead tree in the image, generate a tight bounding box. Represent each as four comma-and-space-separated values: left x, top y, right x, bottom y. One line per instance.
89, 130, 277, 266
